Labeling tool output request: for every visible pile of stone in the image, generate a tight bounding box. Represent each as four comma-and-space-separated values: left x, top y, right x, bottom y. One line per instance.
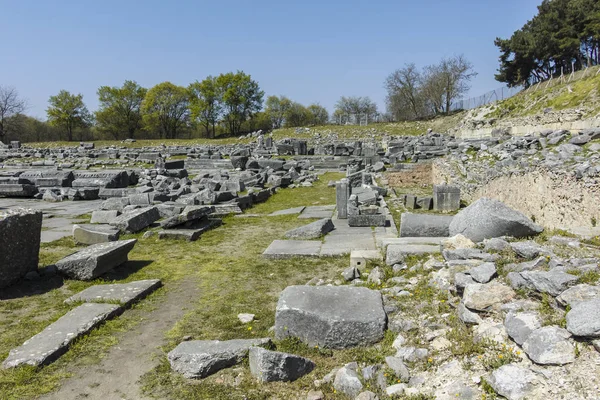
336, 169, 390, 228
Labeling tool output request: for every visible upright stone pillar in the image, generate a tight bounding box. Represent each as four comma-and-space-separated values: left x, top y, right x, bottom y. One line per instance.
336, 179, 350, 219
433, 184, 461, 212
0, 209, 43, 288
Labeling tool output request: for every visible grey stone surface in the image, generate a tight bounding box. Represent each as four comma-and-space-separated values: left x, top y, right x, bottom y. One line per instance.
557, 284, 600, 307
386, 244, 440, 265
566, 298, 600, 337
2, 303, 121, 368
399, 212, 454, 237
90, 210, 120, 224
449, 198, 543, 242
336, 179, 349, 219
385, 356, 410, 382
269, 206, 306, 216
262, 240, 322, 259
483, 237, 510, 252
55, 239, 137, 280
284, 218, 334, 239
504, 311, 542, 345
110, 206, 160, 233
248, 347, 315, 382
65, 279, 161, 307
458, 302, 482, 324
522, 326, 574, 365
0, 208, 43, 288
467, 262, 497, 283
333, 364, 363, 398
463, 282, 516, 311
487, 364, 536, 400
511, 241, 547, 259
275, 285, 386, 349
520, 269, 578, 296
433, 184, 460, 212
348, 214, 386, 227
167, 338, 271, 379
72, 224, 120, 245
298, 205, 335, 219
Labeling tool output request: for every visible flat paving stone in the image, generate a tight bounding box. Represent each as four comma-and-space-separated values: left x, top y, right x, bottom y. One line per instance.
263, 240, 322, 259
379, 237, 446, 250
2, 303, 121, 368
65, 279, 162, 307
298, 205, 335, 219
269, 206, 306, 216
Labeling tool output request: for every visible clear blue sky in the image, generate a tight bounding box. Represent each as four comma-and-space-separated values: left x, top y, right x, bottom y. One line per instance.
0, 0, 541, 119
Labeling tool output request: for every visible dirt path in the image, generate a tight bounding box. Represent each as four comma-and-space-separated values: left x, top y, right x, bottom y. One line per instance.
41, 279, 199, 400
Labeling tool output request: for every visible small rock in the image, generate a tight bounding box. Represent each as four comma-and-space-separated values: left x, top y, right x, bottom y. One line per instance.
306, 390, 324, 400
355, 390, 379, 400
238, 313, 255, 324
333, 364, 363, 398
385, 356, 410, 382
385, 384, 406, 396
342, 266, 360, 281
463, 282, 515, 311
504, 311, 542, 345
487, 364, 536, 400
249, 347, 315, 382
566, 298, 600, 337
522, 326, 575, 365
367, 267, 385, 285
467, 262, 497, 283
458, 302, 482, 325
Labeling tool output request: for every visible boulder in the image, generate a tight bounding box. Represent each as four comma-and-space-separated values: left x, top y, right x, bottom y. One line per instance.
167, 338, 271, 379
55, 239, 137, 280
0, 209, 43, 288
275, 285, 386, 349
90, 210, 120, 224
449, 198, 543, 242
284, 218, 334, 239
522, 326, 574, 365
566, 298, 600, 337
248, 347, 315, 382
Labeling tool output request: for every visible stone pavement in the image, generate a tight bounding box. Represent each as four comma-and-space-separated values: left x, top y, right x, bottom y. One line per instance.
0, 198, 103, 242
262, 208, 398, 258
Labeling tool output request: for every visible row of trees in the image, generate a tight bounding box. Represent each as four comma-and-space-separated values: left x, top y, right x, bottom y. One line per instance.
495, 0, 600, 87
0, 71, 267, 142
265, 96, 329, 129
384, 55, 477, 121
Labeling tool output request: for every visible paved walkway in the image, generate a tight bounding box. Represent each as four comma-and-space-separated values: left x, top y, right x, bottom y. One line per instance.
0, 198, 102, 242
263, 206, 398, 258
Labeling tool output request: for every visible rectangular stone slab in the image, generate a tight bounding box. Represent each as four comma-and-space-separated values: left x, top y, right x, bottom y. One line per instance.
269, 206, 306, 216
65, 279, 161, 307
2, 303, 121, 368
298, 205, 335, 219
262, 240, 322, 259
72, 224, 120, 245
55, 239, 137, 280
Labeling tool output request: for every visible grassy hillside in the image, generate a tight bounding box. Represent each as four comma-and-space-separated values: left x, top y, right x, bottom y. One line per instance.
485, 66, 600, 119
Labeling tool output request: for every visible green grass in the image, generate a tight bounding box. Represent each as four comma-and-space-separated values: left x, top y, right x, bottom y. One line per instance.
485, 66, 600, 119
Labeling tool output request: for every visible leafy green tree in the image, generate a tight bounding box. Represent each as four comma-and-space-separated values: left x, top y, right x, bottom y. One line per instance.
95, 80, 146, 140
307, 103, 329, 125
495, 0, 600, 87
384, 64, 424, 120
189, 76, 221, 138
141, 82, 189, 139
215, 71, 264, 135
47, 90, 92, 141
265, 95, 292, 129
284, 102, 311, 127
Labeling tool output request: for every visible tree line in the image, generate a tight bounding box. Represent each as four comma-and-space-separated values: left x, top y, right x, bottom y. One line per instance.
495, 0, 600, 87
0, 75, 385, 142
383, 54, 477, 121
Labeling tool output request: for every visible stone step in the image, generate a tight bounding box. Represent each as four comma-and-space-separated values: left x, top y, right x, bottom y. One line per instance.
2, 303, 121, 368
65, 279, 162, 307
